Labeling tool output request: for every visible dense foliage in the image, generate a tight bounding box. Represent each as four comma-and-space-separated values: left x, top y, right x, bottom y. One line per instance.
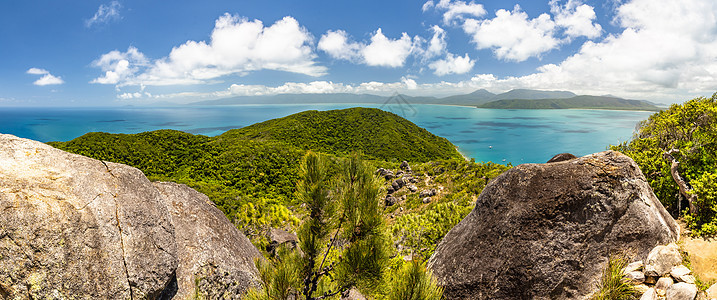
612, 93, 717, 235
48, 108, 466, 246
224, 107, 462, 162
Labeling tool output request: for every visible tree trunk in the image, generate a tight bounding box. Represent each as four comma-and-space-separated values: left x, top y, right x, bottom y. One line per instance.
663, 149, 698, 215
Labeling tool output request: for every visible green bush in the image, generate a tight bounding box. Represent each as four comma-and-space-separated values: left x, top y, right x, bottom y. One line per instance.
591, 254, 637, 300
612, 93, 717, 236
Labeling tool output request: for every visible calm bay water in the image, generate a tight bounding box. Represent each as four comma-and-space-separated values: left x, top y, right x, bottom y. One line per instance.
0, 104, 653, 164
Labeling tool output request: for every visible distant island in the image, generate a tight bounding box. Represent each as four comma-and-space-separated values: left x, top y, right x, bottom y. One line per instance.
188, 88, 662, 111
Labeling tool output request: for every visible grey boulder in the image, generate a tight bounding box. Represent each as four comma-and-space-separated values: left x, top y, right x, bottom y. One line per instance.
427, 151, 679, 299
154, 182, 262, 299
0, 134, 176, 299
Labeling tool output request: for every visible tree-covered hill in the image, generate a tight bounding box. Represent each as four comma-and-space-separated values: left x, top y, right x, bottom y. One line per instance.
47, 108, 473, 244
220, 107, 462, 162
478, 95, 660, 111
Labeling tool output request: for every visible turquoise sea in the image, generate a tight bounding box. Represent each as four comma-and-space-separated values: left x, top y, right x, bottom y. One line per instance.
0, 104, 653, 164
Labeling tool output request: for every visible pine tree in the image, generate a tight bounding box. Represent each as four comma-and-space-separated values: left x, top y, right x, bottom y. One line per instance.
247, 152, 389, 300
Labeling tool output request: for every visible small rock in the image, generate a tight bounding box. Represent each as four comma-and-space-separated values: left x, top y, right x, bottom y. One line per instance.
267, 228, 299, 256
392, 178, 406, 190
387, 186, 395, 194
679, 275, 696, 284
671, 265, 692, 279
376, 168, 395, 180
645, 276, 658, 284
422, 197, 431, 204
341, 287, 367, 300
385, 196, 397, 206
666, 282, 698, 300
419, 189, 437, 198
396, 170, 404, 177
645, 243, 682, 277
625, 271, 646, 284
656, 277, 674, 291
640, 288, 658, 300
408, 184, 418, 192
623, 261, 644, 273
635, 284, 651, 294
400, 161, 411, 172
706, 283, 717, 300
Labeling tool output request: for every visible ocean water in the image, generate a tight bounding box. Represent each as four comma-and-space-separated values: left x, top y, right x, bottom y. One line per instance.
0, 104, 653, 164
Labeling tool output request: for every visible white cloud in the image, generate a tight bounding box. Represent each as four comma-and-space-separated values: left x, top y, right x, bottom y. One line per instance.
502, 0, 717, 100
463, 5, 559, 62
92, 14, 326, 86
424, 25, 447, 59
429, 53, 475, 76
34, 74, 65, 86
550, 0, 602, 39
85, 1, 122, 28
362, 29, 414, 67
26, 68, 49, 75
91, 46, 148, 84
27, 68, 64, 85
318, 28, 416, 68
317, 30, 362, 61
424, 0, 487, 25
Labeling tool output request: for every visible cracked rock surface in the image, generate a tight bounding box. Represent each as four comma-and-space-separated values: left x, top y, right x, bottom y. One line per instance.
428, 150, 680, 300
154, 182, 261, 299
0, 134, 177, 299
0, 134, 262, 299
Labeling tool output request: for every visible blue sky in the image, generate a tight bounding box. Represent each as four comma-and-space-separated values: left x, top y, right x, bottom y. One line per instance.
1, 0, 716, 106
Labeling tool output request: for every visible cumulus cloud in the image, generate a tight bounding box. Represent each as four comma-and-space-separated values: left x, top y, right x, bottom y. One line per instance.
317, 30, 362, 61
423, 0, 487, 25
551, 0, 602, 39
85, 1, 122, 28
505, 0, 717, 100
91, 14, 326, 86
423, 25, 448, 60
362, 29, 415, 67
463, 5, 559, 62
429, 53, 475, 76
424, 1, 601, 62
26, 68, 49, 75
26, 68, 64, 85
318, 28, 417, 68
91, 46, 148, 84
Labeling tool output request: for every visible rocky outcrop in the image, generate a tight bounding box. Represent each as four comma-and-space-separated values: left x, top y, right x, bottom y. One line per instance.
0, 134, 261, 299
547, 153, 577, 163
154, 182, 262, 299
0, 134, 176, 299
427, 151, 679, 299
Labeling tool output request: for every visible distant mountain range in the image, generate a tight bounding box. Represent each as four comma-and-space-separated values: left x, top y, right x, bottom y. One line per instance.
189, 89, 661, 111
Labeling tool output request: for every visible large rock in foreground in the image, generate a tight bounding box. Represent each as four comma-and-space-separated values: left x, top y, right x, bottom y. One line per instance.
428, 151, 679, 299
0, 134, 262, 299
0, 134, 177, 298
154, 182, 262, 299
